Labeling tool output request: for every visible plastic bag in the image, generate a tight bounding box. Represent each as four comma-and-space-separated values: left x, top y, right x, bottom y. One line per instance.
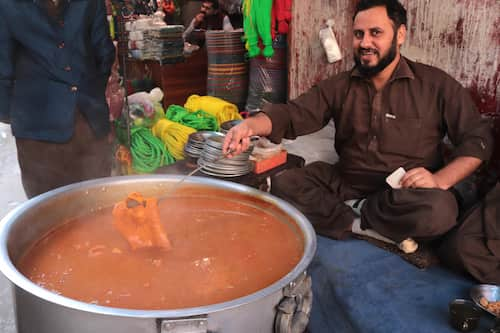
245, 35, 287, 115
127, 88, 165, 127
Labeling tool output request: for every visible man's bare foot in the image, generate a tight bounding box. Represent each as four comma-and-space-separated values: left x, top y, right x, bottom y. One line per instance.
398, 238, 418, 254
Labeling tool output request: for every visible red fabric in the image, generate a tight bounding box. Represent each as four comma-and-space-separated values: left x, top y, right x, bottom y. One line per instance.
272, 0, 292, 38
271, 4, 276, 39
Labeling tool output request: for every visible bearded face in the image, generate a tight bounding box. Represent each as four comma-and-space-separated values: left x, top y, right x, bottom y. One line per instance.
352, 6, 405, 78
354, 32, 398, 77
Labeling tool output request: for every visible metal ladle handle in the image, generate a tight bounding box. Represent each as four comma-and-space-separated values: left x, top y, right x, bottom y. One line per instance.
160, 150, 235, 201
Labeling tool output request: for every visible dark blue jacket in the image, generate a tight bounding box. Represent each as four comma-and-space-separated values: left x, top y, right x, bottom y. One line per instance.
0, 0, 115, 142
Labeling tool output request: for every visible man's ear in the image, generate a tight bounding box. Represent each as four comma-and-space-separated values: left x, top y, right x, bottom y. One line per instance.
397, 24, 407, 47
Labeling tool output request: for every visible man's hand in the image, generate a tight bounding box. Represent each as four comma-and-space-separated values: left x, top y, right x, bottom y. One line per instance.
222, 113, 273, 157
222, 121, 255, 157
194, 12, 205, 26
400, 167, 442, 189
400, 157, 483, 191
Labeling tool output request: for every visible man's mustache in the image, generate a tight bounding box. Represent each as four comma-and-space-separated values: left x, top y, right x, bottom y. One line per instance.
358, 48, 379, 55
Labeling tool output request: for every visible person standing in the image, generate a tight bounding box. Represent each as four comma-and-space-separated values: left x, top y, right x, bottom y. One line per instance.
0, 0, 116, 198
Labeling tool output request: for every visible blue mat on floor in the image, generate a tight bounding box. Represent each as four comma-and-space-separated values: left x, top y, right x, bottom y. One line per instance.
308, 236, 495, 333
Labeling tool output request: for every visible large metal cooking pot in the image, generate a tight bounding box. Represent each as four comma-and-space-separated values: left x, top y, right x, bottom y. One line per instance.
0, 175, 316, 333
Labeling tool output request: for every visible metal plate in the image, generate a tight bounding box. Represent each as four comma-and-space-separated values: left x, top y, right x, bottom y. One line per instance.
188, 131, 222, 143
195, 131, 254, 177
184, 131, 224, 158
197, 167, 250, 178
220, 119, 242, 134
470, 284, 500, 317
197, 159, 252, 177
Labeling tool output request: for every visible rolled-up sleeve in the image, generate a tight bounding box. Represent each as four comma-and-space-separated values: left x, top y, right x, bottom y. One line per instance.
442, 79, 493, 162
0, 14, 15, 123
262, 81, 334, 144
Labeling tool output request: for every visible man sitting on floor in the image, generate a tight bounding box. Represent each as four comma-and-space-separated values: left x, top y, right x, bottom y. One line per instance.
222, 0, 493, 254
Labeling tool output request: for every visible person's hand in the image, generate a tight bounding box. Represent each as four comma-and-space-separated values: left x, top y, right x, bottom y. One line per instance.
400, 167, 442, 189
222, 120, 255, 157
194, 12, 205, 25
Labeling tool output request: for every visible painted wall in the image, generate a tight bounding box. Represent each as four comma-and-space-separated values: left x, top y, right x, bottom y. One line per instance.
402, 0, 499, 118
288, 0, 355, 99
289, 0, 499, 170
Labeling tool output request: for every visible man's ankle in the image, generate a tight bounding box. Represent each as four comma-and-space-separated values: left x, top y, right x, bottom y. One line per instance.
351, 218, 419, 254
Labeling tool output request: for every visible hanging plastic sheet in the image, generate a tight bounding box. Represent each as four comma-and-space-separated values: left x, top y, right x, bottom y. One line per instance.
245, 34, 287, 115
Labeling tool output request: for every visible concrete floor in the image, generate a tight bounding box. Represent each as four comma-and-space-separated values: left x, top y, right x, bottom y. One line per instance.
0, 121, 337, 332
0, 123, 26, 333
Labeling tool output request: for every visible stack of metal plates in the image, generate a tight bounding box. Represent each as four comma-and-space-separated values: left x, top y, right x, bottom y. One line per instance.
198, 133, 253, 177
184, 131, 220, 159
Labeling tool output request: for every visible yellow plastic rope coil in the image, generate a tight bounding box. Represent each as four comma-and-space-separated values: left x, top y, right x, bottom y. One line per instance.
152, 118, 196, 161
184, 95, 242, 126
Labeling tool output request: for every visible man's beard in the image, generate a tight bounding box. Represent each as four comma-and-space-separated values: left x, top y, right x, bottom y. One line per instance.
354, 35, 398, 77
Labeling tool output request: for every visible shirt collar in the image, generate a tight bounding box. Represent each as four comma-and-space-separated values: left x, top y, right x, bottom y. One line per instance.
351, 56, 415, 81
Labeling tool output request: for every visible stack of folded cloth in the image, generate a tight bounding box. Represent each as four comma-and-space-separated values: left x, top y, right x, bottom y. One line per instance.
126, 17, 185, 64
144, 25, 185, 64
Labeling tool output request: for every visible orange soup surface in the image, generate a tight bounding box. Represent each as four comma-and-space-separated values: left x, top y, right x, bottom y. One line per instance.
17, 191, 303, 310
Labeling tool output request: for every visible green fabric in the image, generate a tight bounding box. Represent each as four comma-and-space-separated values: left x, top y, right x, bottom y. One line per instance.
243, 0, 274, 58
255, 0, 274, 58
166, 104, 219, 131
243, 0, 260, 58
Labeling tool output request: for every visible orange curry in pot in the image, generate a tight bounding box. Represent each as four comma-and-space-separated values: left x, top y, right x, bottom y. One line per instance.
16, 188, 303, 310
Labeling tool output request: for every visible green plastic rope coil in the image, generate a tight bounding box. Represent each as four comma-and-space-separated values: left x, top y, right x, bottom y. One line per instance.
166, 104, 219, 131
130, 126, 175, 173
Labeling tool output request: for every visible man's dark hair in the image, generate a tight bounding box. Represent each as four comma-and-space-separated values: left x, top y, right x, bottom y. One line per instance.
353, 0, 407, 29
204, 0, 219, 10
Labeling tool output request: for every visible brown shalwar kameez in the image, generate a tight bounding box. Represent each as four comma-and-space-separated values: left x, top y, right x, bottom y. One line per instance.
263, 57, 493, 241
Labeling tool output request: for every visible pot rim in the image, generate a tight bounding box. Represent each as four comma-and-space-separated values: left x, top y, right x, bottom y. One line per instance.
0, 175, 317, 318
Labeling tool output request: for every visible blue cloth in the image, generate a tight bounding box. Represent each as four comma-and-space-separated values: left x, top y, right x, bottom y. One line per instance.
308, 236, 495, 332
0, 0, 115, 142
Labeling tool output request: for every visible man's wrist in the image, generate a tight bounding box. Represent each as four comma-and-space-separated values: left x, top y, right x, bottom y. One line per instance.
433, 174, 450, 190
249, 112, 272, 137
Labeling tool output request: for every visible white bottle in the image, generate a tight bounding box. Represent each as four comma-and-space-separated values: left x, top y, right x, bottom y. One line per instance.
319, 19, 342, 63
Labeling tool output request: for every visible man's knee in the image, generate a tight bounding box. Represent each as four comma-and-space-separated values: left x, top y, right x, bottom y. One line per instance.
418, 189, 459, 236
270, 161, 335, 198
270, 168, 302, 197
363, 188, 459, 240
